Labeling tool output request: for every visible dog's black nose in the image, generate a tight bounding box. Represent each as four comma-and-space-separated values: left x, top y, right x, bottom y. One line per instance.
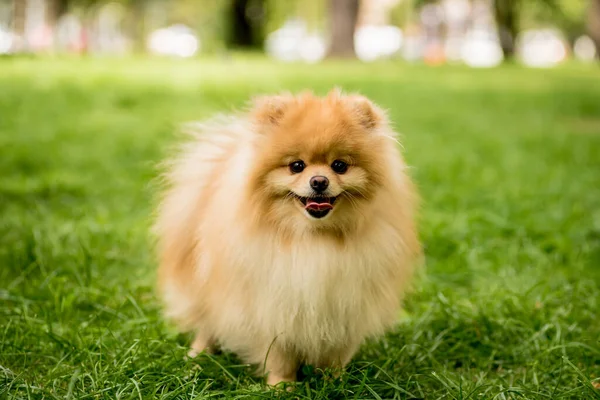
310, 176, 329, 193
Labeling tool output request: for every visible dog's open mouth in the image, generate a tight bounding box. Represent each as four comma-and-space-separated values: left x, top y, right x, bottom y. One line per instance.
295, 195, 337, 219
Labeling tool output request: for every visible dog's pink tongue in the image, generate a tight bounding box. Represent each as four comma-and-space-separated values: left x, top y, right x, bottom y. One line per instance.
305, 201, 333, 211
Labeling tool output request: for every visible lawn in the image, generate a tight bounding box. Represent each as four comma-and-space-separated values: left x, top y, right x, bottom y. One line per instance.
1, 56, 599, 399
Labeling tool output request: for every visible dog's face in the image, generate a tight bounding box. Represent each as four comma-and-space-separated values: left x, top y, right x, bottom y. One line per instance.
248, 91, 392, 234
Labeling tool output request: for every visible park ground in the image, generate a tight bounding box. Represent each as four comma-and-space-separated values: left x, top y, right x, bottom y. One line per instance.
0, 57, 599, 399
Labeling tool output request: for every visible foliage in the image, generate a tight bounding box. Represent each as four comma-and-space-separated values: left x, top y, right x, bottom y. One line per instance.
263, 0, 326, 33
44, 0, 591, 54
168, 0, 230, 52
1, 57, 599, 399
521, 0, 588, 40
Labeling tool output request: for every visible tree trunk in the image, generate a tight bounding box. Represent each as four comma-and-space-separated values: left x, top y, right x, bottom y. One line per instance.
130, 0, 146, 53
226, 0, 265, 48
13, 0, 26, 37
327, 0, 359, 58
493, 0, 519, 59
588, 0, 600, 59
47, 0, 69, 31
229, 0, 252, 47
50, 0, 69, 20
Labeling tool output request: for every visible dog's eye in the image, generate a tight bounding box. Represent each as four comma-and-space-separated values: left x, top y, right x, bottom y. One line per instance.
289, 160, 305, 174
331, 160, 348, 174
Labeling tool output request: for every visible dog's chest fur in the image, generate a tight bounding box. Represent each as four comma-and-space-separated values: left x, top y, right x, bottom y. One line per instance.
208, 228, 403, 359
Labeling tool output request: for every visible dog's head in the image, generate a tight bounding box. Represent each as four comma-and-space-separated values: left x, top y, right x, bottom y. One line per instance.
247, 90, 397, 235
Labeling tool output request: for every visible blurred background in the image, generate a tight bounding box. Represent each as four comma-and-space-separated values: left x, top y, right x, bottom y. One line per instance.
0, 0, 598, 66
1, 1, 600, 398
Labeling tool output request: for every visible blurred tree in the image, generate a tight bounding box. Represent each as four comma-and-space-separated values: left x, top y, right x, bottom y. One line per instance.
170, 0, 266, 51
13, 0, 26, 36
264, 0, 326, 35
493, 0, 519, 58
492, 0, 585, 58
389, 0, 414, 29
44, 0, 148, 51
48, 0, 108, 19
226, 0, 265, 48
327, 0, 359, 57
521, 0, 587, 42
129, 0, 146, 52
407, 0, 585, 61
50, 0, 69, 18
169, 0, 228, 52
589, 0, 600, 57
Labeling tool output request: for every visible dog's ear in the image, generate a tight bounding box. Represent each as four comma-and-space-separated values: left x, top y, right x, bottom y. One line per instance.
345, 95, 386, 130
251, 94, 295, 127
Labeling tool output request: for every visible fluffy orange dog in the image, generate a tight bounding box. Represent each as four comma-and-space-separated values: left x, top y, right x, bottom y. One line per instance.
156, 89, 420, 385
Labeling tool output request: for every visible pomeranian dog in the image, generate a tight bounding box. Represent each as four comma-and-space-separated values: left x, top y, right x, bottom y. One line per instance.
155, 89, 420, 386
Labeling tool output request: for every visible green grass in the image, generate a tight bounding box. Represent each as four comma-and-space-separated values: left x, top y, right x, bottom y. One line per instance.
1, 56, 599, 399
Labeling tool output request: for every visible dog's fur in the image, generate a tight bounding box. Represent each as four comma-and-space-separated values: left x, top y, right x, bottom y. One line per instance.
155, 90, 420, 385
